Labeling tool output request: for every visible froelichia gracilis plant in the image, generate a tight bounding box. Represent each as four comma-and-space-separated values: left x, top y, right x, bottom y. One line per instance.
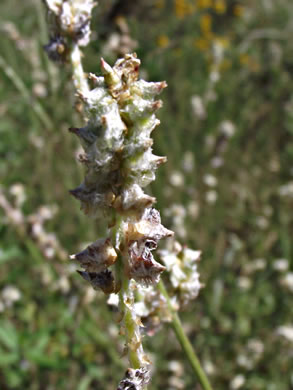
43, 1, 212, 389
70, 52, 174, 388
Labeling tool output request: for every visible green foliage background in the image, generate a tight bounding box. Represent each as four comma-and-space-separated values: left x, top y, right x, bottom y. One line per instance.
0, 0, 293, 389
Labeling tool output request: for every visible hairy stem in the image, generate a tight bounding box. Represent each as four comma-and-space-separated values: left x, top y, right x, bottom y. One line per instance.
117, 254, 145, 370
158, 280, 213, 390
120, 279, 141, 369
70, 43, 89, 94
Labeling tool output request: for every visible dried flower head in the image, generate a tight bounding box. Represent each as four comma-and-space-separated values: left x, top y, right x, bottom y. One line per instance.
123, 208, 173, 285
77, 269, 115, 294
117, 366, 151, 390
44, 35, 67, 62
45, 0, 96, 46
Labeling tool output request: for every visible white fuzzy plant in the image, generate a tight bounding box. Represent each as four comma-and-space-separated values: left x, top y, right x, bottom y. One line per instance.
43, 1, 212, 389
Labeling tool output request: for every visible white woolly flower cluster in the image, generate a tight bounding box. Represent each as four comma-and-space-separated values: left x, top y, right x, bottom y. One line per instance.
115, 239, 202, 336
69, 54, 173, 292
0, 286, 21, 312
159, 240, 201, 306
116, 239, 202, 336
70, 54, 167, 219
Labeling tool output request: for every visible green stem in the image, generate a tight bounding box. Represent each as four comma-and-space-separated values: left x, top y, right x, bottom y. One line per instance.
158, 280, 213, 390
34, 0, 58, 94
0, 55, 53, 130
117, 256, 143, 369
120, 278, 141, 369
112, 223, 148, 389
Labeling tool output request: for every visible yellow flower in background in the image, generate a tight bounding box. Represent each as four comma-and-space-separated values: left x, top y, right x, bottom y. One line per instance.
214, 36, 230, 49
175, 0, 196, 18
200, 14, 212, 34
187, 3, 196, 14
197, 0, 212, 9
175, 0, 188, 19
154, 0, 165, 9
194, 37, 210, 51
239, 53, 260, 72
157, 34, 170, 48
203, 30, 214, 41
239, 53, 250, 65
233, 4, 244, 17
213, 0, 226, 14
220, 58, 232, 71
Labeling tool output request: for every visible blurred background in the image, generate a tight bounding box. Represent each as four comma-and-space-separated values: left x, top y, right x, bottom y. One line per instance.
1, 0, 293, 389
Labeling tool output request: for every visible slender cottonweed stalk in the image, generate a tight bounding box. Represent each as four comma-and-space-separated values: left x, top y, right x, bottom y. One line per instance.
43, 1, 212, 389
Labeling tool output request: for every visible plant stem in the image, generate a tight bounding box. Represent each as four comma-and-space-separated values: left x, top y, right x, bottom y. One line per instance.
34, 0, 58, 94
70, 43, 89, 94
158, 280, 213, 390
112, 222, 143, 368
117, 255, 143, 369
0, 55, 53, 130
119, 279, 141, 369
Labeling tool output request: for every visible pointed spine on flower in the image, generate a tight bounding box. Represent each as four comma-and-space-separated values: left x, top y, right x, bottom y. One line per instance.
70, 238, 117, 273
